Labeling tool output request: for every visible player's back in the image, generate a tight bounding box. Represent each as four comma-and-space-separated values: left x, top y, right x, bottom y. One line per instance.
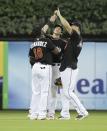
29, 37, 55, 65
60, 31, 82, 71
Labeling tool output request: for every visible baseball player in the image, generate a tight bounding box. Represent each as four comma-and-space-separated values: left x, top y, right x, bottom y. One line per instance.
56, 9, 89, 120
28, 29, 60, 120
42, 14, 67, 120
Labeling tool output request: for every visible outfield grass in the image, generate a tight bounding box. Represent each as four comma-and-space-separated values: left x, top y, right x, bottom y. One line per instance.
0, 110, 107, 131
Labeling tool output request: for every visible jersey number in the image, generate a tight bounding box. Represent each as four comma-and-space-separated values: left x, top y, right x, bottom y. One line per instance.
33, 47, 43, 60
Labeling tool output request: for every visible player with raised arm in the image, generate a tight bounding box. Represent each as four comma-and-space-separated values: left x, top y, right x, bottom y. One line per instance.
28, 28, 60, 120
42, 13, 68, 120
56, 9, 89, 120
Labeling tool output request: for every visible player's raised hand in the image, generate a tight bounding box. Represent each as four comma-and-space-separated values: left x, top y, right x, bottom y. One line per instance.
56, 8, 61, 17
54, 10, 57, 15
50, 14, 57, 23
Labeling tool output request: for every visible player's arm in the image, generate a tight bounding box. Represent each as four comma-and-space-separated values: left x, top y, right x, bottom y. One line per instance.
56, 9, 79, 35
47, 38, 60, 54
56, 9, 71, 34
28, 48, 35, 66
41, 14, 57, 34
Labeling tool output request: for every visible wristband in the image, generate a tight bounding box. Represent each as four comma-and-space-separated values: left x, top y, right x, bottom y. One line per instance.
47, 20, 53, 26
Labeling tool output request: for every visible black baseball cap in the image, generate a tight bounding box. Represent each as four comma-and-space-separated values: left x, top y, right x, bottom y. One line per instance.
54, 24, 63, 32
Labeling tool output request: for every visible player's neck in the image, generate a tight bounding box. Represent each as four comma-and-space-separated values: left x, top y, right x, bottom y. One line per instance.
52, 33, 60, 39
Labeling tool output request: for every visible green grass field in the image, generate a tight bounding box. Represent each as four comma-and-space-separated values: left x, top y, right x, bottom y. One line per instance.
0, 110, 107, 131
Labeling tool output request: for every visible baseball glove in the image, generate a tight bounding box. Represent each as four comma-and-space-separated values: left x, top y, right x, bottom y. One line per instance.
54, 77, 62, 87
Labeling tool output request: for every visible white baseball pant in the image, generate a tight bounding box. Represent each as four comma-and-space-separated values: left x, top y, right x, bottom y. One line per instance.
60, 68, 88, 118
47, 63, 60, 116
29, 62, 52, 119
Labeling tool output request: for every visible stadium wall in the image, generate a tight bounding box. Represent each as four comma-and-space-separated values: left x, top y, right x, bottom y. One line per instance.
0, 41, 107, 110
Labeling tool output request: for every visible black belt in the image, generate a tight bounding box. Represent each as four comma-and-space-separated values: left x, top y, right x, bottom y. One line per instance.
52, 63, 60, 66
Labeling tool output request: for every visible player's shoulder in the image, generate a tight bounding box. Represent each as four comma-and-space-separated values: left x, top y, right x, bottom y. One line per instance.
70, 30, 81, 38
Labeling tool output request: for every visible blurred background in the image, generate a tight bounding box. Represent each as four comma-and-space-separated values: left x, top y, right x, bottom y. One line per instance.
0, 0, 107, 110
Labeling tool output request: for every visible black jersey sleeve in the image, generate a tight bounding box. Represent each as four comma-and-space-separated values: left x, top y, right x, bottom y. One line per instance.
71, 30, 80, 38
70, 30, 82, 46
47, 38, 56, 51
44, 34, 51, 39
29, 48, 34, 57
28, 48, 35, 66
71, 30, 83, 57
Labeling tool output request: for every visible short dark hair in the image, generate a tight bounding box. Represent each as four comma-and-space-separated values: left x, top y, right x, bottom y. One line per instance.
54, 24, 63, 32
68, 19, 81, 31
